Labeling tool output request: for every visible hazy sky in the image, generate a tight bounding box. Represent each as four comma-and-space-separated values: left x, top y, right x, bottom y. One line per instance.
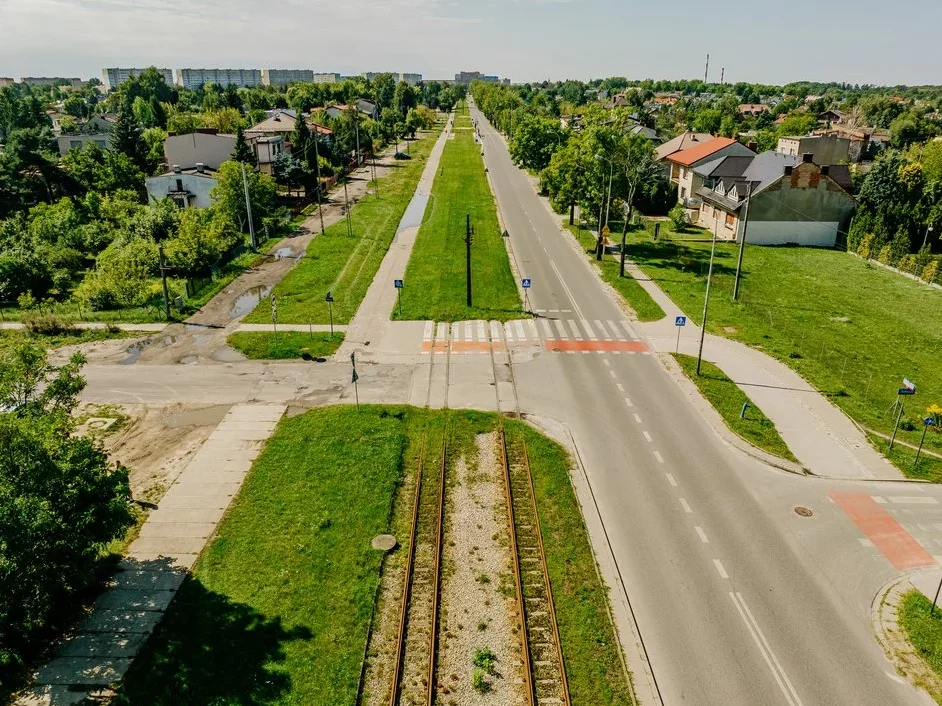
1, 0, 939, 86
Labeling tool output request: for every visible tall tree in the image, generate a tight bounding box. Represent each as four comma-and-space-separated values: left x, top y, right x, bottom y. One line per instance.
232, 124, 255, 165
110, 99, 146, 172
292, 111, 311, 163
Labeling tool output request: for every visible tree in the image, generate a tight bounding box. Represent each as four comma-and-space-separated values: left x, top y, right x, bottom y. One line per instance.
509, 114, 568, 172
393, 81, 417, 118
110, 99, 146, 171
617, 133, 662, 223
232, 124, 255, 165
0, 344, 132, 685
164, 209, 241, 277
372, 73, 396, 111
211, 161, 278, 233
292, 111, 312, 163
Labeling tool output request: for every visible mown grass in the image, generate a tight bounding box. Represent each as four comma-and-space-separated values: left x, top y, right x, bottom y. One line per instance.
243, 129, 441, 326
226, 331, 344, 360
115, 406, 631, 706
898, 590, 942, 703
393, 123, 521, 322
869, 433, 942, 484
623, 230, 942, 472
505, 421, 635, 706
673, 353, 799, 463
566, 223, 665, 322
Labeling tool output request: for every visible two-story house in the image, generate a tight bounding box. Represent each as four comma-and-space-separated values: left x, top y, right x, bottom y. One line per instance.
664, 136, 755, 207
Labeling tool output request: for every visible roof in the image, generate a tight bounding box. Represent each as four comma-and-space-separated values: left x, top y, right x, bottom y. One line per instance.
824, 164, 853, 192
266, 108, 297, 119
742, 151, 799, 193
738, 104, 769, 113
666, 137, 739, 167
154, 165, 218, 179
246, 113, 332, 136
629, 124, 659, 141
693, 155, 754, 179
655, 131, 713, 160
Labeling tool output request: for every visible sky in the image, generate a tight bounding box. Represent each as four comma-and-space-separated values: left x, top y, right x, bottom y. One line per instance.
1, 0, 940, 87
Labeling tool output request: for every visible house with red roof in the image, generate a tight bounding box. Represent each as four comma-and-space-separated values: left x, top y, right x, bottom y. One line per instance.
664, 136, 755, 206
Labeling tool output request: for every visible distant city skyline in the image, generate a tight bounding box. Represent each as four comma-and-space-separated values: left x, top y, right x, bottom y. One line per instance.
1, 0, 939, 87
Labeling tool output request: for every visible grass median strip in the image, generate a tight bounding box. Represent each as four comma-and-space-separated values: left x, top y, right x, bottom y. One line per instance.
243, 128, 441, 326
226, 331, 344, 360
673, 353, 799, 463
565, 224, 665, 322
898, 590, 942, 703
394, 108, 520, 321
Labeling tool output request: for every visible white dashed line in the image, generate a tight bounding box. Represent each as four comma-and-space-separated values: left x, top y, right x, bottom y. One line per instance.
714, 559, 729, 579
603, 358, 611, 367
695, 526, 709, 543
666, 472, 676, 486
609, 369, 617, 378
633, 413, 642, 424
655, 451, 665, 464
624, 397, 633, 408
680, 498, 692, 514
616, 383, 625, 392
642, 431, 653, 443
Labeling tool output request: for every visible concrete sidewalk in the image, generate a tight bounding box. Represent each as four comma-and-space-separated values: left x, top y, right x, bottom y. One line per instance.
615, 250, 901, 480
17, 403, 286, 706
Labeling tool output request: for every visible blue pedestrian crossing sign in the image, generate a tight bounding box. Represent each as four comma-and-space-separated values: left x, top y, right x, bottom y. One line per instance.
394, 279, 403, 288
675, 315, 687, 327
522, 278, 531, 289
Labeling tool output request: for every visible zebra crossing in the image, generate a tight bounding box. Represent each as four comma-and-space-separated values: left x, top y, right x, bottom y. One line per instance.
421, 318, 650, 354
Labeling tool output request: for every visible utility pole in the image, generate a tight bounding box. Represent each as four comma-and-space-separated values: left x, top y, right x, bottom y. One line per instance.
732, 183, 752, 301
241, 162, 257, 250
696, 223, 719, 375
312, 130, 325, 234
158, 244, 170, 321
465, 214, 473, 308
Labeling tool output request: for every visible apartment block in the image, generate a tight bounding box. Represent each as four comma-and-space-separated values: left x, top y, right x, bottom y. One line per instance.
313, 72, 341, 83
21, 77, 83, 88
0, 77, 14, 88
262, 69, 315, 86
399, 72, 422, 85
175, 68, 263, 90
102, 67, 173, 90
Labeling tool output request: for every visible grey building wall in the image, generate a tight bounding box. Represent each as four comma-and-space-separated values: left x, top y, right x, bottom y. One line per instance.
164, 133, 237, 171
145, 173, 218, 209
262, 69, 314, 86
102, 68, 173, 90
57, 133, 110, 156
175, 68, 262, 90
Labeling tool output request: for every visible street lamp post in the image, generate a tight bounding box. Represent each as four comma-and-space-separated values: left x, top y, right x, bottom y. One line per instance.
923, 225, 935, 250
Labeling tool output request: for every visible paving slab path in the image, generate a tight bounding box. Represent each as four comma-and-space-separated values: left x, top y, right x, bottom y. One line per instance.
16, 403, 286, 706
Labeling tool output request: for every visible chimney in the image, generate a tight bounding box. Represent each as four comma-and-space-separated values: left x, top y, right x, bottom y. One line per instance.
821, 165, 830, 175
172, 164, 182, 173
746, 141, 758, 152
195, 162, 205, 174
802, 152, 814, 163
784, 166, 793, 176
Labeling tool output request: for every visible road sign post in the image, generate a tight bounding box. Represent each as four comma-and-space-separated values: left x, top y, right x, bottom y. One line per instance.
914, 417, 935, 468
465, 215, 473, 308
350, 352, 359, 411
696, 228, 719, 376
394, 279, 403, 316
522, 278, 531, 313
326, 291, 334, 337
890, 401, 905, 451
270, 293, 278, 345
674, 315, 686, 354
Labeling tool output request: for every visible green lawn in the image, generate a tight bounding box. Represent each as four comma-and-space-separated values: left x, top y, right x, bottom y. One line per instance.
393, 121, 521, 321
673, 353, 799, 463
898, 590, 942, 703
243, 130, 441, 326
226, 331, 344, 360
623, 230, 942, 472
566, 224, 665, 322
115, 407, 632, 706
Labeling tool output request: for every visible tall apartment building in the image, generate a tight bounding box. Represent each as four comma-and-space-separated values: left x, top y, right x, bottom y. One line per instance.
399, 72, 422, 86
454, 71, 499, 85
21, 77, 83, 88
102, 67, 173, 90
175, 68, 263, 90
262, 69, 315, 86
0, 77, 14, 88
313, 72, 341, 83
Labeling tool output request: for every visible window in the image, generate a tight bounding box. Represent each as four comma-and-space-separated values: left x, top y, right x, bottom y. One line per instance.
70, 140, 82, 149
725, 213, 735, 228
702, 203, 711, 215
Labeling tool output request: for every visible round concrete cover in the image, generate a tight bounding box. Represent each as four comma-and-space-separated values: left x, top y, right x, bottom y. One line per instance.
372, 534, 397, 551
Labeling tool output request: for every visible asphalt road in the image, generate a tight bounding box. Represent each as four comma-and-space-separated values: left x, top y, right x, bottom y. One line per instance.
471, 99, 929, 706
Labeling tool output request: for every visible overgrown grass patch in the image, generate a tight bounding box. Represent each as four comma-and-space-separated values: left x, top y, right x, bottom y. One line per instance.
226, 331, 344, 360
624, 230, 942, 474
394, 121, 520, 322
243, 129, 441, 326
898, 590, 942, 703
0, 327, 132, 355
673, 353, 798, 463
565, 224, 665, 322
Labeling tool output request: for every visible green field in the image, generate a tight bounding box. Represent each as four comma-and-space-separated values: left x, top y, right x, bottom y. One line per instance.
115, 407, 632, 706
623, 230, 942, 469
226, 331, 343, 360
566, 224, 665, 322
673, 353, 798, 463
243, 128, 441, 325
898, 590, 942, 703
394, 112, 521, 321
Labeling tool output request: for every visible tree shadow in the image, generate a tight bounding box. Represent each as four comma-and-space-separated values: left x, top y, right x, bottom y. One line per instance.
113, 574, 311, 705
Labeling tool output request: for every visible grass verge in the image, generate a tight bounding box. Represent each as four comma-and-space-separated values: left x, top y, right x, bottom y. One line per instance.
243, 129, 441, 326
115, 406, 632, 706
394, 113, 521, 321
565, 224, 665, 322
673, 353, 799, 463
506, 420, 635, 706
898, 590, 942, 703
226, 331, 344, 360
0, 328, 132, 355
868, 433, 942, 484
623, 230, 942, 476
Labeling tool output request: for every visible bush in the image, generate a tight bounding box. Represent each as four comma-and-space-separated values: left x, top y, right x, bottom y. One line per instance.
877, 244, 893, 265
921, 259, 939, 284
473, 647, 497, 674
856, 233, 874, 259
471, 668, 491, 694
898, 254, 918, 274
668, 204, 688, 232
22, 315, 74, 336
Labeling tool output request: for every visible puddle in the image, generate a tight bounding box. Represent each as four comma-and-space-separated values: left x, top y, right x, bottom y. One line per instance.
229, 285, 272, 318
274, 247, 294, 260
119, 339, 152, 365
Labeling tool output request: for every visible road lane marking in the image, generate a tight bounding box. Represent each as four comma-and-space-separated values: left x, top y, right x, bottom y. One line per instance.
654, 451, 665, 464
624, 397, 633, 408
567, 319, 581, 339
633, 413, 642, 423
595, 320, 612, 339
616, 383, 625, 392
553, 319, 568, 338
730, 592, 805, 706
713, 559, 729, 579
680, 498, 692, 514
550, 260, 586, 320
643, 431, 653, 443
666, 472, 676, 486
889, 496, 938, 504
582, 319, 598, 340
603, 358, 611, 367
695, 526, 709, 543
609, 369, 617, 378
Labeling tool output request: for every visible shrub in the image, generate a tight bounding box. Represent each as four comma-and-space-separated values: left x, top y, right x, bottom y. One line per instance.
473, 647, 497, 674
898, 254, 918, 274
921, 259, 939, 284
877, 244, 893, 265
856, 233, 874, 259
22, 315, 74, 336
471, 668, 491, 694
668, 204, 688, 232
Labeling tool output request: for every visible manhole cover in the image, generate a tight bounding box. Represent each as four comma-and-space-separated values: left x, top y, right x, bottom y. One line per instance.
794, 506, 813, 517
371, 534, 397, 551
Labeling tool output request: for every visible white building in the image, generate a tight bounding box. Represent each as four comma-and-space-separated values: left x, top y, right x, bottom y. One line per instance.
313, 73, 341, 83
175, 68, 263, 90
262, 69, 315, 86
399, 72, 422, 85
102, 67, 173, 90
253, 136, 284, 175
146, 164, 218, 209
